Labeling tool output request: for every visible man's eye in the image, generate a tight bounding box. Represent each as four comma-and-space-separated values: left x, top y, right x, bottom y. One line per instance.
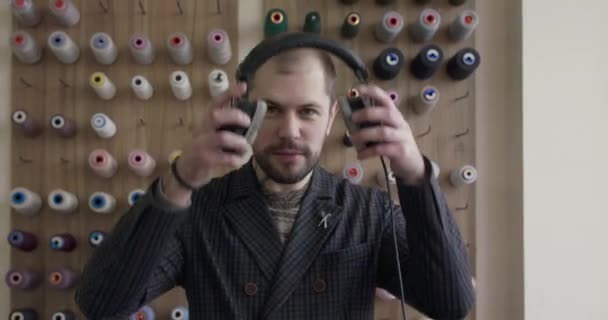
266, 106, 279, 114
301, 109, 318, 116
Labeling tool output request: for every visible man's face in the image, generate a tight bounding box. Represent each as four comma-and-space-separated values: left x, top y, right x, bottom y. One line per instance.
249, 50, 337, 184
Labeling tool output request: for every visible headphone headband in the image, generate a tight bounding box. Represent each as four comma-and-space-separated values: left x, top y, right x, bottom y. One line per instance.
236, 32, 369, 84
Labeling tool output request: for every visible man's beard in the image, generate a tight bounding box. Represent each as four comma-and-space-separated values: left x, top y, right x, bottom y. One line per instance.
254, 140, 319, 184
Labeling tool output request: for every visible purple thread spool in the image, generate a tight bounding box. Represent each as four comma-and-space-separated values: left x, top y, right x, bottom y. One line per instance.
50, 233, 77, 252
5, 268, 40, 290
8, 230, 38, 251
48, 267, 78, 290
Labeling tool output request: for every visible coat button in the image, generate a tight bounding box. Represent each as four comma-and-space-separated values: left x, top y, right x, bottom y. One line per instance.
244, 282, 257, 296
313, 279, 326, 293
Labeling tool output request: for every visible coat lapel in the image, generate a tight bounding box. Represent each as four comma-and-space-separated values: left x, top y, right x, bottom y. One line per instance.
262, 167, 343, 318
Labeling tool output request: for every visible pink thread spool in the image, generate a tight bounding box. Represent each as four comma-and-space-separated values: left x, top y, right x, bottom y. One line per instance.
48, 267, 78, 290
88, 149, 118, 178
128, 150, 156, 177
130, 33, 155, 65
12, 109, 42, 138
207, 29, 232, 65
5, 269, 39, 290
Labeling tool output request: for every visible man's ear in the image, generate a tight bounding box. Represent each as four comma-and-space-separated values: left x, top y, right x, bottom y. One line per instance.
326, 100, 339, 136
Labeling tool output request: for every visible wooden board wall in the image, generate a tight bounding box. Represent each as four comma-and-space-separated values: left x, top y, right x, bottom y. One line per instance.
10, 0, 238, 317
260, 1, 477, 319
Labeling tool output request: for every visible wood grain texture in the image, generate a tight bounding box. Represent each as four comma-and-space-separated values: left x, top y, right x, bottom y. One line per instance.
260, 1, 477, 319
10, 0, 238, 317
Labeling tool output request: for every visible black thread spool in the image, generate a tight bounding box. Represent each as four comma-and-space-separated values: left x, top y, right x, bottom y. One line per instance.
447, 48, 481, 80
373, 47, 404, 80
303, 11, 321, 34
8, 229, 38, 251
410, 45, 443, 80
49, 233, 77, 252
341, 12, 360, 39
9, 309, 38, 320
346, 89, 380, 144
51, 310, 76, 320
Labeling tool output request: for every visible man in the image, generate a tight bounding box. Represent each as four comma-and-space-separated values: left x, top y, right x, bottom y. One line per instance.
76, 46, 475, 319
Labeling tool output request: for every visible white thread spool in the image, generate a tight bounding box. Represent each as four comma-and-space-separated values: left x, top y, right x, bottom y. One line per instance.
11, 0, 42, 27
343, 162, 364, 184
375, 11, 404, 43
88, 149, 118, 178
170, 71, 192, 101
131, 75, 154, 100
207, 29, 232, 65
11, 31, 42, 64
47, 189, 78, 214
430, 159, 441, 179
128, 150, 156, 177
90, 113, 117, 139
376, 169, 396, 189
130, 33, 155, 65
449, 165, 478, 187
411, 9, 441, 43
414, 86, 440, 114
171, 307, 189, 320
49, 0, 80, 27
167, 32, 193, 65
449, 10, 479, 42
90, 72, 116, 100
9, 187, 42, 216
48, 31, 79, 64
208, 69, 229, 98
88, 191, 116, 214
128, 189, 146, 207
89, 32, 118, 65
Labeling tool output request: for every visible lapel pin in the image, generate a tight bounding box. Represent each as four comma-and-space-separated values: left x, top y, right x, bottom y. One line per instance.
318, 211, 332, 229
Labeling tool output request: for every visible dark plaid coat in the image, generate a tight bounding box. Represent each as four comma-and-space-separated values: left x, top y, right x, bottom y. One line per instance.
76, 158, 475, 319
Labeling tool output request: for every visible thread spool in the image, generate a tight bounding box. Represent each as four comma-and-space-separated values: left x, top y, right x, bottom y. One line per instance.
90, 72, 117, 100
449, 0, 467, 5
130, 33, 155, 65
88, 191, 116, 214
90, 113, 117, 139
410, 45, 444, 80
10, 0, 42, 27
413, 86, 440, 114
5, 269, 39, 290
207, 29, 232, 65
430, 159, 440, 179
88, 149, 118, 178
170, 71, 192, 101
49, 233, 77, 252
48, 189, 78, 214
51, 310, 76, 320
450, 165, 478, 187
128, 189, 146, 207
88, 231, 106, 248
167, 32, 193, 65
171, 307, 189, 320
9, 187, 42, 216
48, 31, 79, 64
11, 31, 42, 64
8, 230, 38, 251
9, 309, 38, 320
447, 48, 481, 80
373, 47, 404, 80
50, 114, 77, 138
387, 90, 401, 106
130, 306, 156, 320
376, 169, 396, 189
343, 162, 364, 184
89, 32, 118, 65
341, 12, 361, 39
131, 75, 154, 100
449, 10, 479, 42
375, 11, 404, 43
303, 11, 321, 34
128, 150, 156, 177
208, 69, 229, 98
49, 0, 80, 27
265, 9, 288, 39
48, 267, 78, 290
12, 109, 42, 138
411, 9, 441, 43
169, 150, 182, 164
342, 130, 353, 147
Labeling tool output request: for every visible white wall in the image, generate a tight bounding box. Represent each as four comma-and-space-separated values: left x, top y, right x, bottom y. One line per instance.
522, 1, 608, 319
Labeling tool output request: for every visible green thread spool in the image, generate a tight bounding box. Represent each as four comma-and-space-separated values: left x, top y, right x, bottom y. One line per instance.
265, 8, 288, 39
449, 0, 467, 5
341, 12, 361, 39
303, 11, 321, 34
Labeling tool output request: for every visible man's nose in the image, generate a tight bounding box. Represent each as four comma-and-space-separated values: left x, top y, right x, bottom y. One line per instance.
277, 112, 301, 139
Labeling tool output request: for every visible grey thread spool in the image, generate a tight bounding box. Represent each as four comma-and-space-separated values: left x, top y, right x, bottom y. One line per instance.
413, 86, 440, 114
11, 31, 42, 64
130, 33, 155, 65
167, 32, 193, 65
449, 10, 479, 42
12, 109, 42, 138
50, 114, 77, 138
49, 0, 80, 27
375, 11, 404, 43
410, 45, 443, 80
341, 12, 361, 39
9, 309, 38, 320
10, 0, 42, 27
447, 48, 481, 80
450, 165, 478, 187
411, 8, 441, 43
90, 32, 118, 65
131, 75, 154, 100
207, 29, 232, 65
48, 31, 80, 64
